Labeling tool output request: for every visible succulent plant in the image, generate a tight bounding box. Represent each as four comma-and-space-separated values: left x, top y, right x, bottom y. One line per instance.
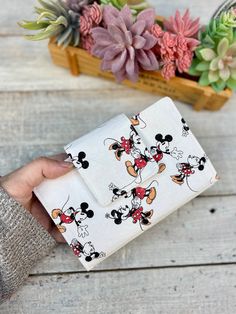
200, 8, 236, 49
163, 9, 200, 49
91, 5, 159, 82
19, 0, 81, 47
151, 9, 200, 80
100, 0, 149, 15
189, 37, 236, 92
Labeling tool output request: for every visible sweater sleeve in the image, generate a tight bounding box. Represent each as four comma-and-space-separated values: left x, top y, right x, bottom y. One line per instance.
0, 187, 57, 303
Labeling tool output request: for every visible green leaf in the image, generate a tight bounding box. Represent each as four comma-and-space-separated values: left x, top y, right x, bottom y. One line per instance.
51, 16, 68, 27
217, 38, 229, 57
196, 61, 210, 71
226, 77, 236, 91
200, 48, 216, 61
195, 48, 203, 60
199, 71, 210, 86
211, 79, 226, 92
209, 70, 219, 83
18, 20, 49, 30
188, 59, 201, 76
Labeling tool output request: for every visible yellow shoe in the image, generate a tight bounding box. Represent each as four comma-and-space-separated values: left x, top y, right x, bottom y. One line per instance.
51, 209, 62, 219
146, 188, 156, 204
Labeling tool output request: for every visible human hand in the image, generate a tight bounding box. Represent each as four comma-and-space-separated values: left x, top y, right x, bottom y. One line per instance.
0, 154, 73, 243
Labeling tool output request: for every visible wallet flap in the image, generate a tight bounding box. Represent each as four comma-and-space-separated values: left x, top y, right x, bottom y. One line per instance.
64, 114, 158, 206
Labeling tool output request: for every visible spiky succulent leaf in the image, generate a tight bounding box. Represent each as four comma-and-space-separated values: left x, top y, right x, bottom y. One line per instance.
19, 0, 81, 48
200, 9, 236, 47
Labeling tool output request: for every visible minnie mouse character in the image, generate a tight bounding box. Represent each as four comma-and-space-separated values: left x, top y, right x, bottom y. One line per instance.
70, 238, 105, 262
171, 155, 207, 187
105, 125, 142, 161
51, 197, 94, 237
150, 134, 183, 173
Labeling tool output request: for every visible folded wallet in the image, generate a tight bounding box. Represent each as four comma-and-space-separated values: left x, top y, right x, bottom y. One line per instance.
34, 97, 218, 270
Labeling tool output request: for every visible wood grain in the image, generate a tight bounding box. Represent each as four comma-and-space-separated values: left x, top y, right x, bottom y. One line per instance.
0, 1, 236, 312
1, 265, 236, 314
31, 195, 236, 274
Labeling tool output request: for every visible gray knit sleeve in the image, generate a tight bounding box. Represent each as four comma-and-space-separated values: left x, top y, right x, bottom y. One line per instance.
0, 187, 57, 303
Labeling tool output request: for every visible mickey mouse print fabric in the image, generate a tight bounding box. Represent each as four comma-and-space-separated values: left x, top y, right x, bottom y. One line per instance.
34, 97, 218, 271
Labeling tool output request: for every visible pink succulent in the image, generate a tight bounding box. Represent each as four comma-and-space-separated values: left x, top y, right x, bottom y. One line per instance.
88, 2, 102, 24
91, 5, 159, 82
80, 15, 92, 36
150, 10, 200, 80
164, 9, 200, 49
161, 61, 176, 80
80, 3, 102, 37
81, 34, 94, 53
151, 24, 164, 38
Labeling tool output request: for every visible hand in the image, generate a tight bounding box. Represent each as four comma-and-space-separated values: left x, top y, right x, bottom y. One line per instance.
0, 155, 73, 243
170, 147, 183, 160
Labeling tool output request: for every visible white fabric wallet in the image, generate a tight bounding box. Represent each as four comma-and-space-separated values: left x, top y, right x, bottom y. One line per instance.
34, 97, 218, 271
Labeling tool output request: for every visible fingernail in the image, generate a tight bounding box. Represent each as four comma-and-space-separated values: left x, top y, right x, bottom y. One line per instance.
59, 161, 74, 168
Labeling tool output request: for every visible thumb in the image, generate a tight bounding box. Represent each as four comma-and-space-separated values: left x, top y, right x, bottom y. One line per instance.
20, 156, 74, 189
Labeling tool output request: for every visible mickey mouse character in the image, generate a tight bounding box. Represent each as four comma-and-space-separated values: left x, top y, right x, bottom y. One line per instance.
150, 133, 183, 173
181, 118, 190, 137
70, 238, 105, 262
67, 151, 89, 169
171, 155, 206, 187
105, 125, 142, 161
51, 197, 94, 237
107, 181, 157, 229
105, 203, 153, 228
125, 147, 152, 178
111, 182, 157, 205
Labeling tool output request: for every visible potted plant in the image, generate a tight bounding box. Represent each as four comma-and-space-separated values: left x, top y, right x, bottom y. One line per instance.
19, 0, 236, 110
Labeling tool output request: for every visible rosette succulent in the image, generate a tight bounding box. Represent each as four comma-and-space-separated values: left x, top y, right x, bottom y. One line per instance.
189, 37, 236, 92
100, 0, 149, 15
200, 8, 236, 49
19, 0, 89, 47
91, 5, 159, 82
151, 9, 200, 80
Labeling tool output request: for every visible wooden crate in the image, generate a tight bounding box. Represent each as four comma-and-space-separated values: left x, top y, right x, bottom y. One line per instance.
48, 38, 232, 111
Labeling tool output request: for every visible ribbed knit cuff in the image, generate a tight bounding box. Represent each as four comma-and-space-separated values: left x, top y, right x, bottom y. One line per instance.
0, 187, 57, 302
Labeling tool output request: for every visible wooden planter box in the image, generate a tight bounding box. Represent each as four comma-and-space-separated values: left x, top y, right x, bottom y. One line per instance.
48, 38, 232, 111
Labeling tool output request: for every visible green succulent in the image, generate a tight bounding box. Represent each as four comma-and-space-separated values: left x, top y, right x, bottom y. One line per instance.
100, 0, 149, 14
189, 37, 236, 92
19, 0, 81, 48
200, 9, 236, 49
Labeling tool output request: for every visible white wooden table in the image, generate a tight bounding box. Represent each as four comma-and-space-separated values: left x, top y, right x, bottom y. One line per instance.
0, 1, 236, 313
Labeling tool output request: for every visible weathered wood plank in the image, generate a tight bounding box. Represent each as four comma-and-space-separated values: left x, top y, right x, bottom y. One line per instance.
0, 0, 225, 36
0, 37, 124, 92
0, 90, 235, 142
31, 195, 236, 274
1, 265, 236, 314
